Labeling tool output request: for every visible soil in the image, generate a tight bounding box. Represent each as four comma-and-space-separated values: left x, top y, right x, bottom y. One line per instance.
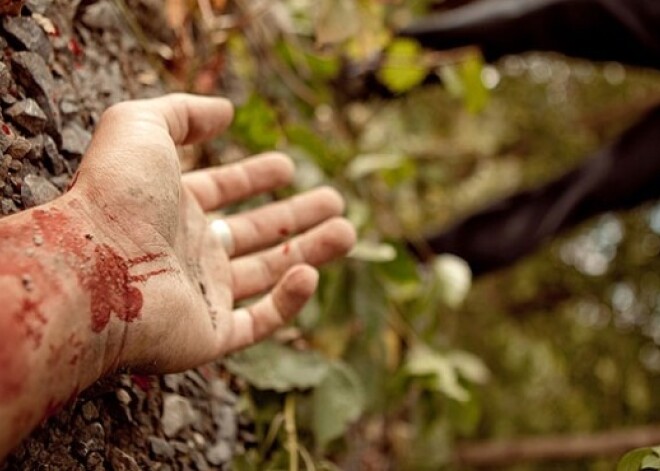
0, 1, 247, 469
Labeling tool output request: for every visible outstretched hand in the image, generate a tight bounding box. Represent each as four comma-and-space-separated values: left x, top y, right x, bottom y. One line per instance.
73, 94, 356, 373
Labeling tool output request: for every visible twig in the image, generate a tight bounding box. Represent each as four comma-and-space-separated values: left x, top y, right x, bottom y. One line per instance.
285, 394, 300, 471
298, 445, 317, 471
455, 425, 660, 467
260, 412, 284, 458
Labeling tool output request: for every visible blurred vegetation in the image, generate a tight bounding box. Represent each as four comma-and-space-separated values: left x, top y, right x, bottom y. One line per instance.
153, 0, 660, 469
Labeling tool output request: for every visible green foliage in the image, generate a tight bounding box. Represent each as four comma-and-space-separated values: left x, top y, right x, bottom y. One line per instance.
378, 38, 428, 94
225, 341, 330, 392
618, 448, 660, 471
439, 51, 490, 113
211, 1, 660, 469
231, 94, 281, 153
312, 362, 365, 449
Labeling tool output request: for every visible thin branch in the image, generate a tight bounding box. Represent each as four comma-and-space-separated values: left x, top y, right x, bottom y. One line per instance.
454, 425, 660, 468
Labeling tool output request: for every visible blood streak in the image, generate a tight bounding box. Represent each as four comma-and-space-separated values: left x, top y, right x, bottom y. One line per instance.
67, 171, 80, 191
129, 268, 172, 284
130, 375, 151, 392
279, 228, 290, 237
68, 38, 83, 57
86, 244, 144, 333
127, 252, 166, 267
0, 207, 170, 400
0, 240, 54, 400
283, 243, 290, 255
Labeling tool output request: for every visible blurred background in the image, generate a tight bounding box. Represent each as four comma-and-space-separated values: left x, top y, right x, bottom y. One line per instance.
144, 0, 660, 469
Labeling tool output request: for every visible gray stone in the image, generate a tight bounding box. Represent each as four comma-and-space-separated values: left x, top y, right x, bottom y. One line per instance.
171, 441, 189, 455
7, 137, 31, 159
25, 0, 53, 14
162, 374, 183, 392
81, 402, 99, 421
5, 99, 48, 135
192, 432, 205, 449
60, 98, 79, 115
209, 379, 237, 405
3, 16, 53, 61
82, 1, 121, 30
205, 441, 232, 466
50, 174, 71, 191
8, 158, 22, 172
43, 134, 64, 174
109, 447, 140, 471
190, 451, 210, 471
161, 394, 199, 437
148, 436, 175, 459
11, 51, 61, 136
0, 62, 12, 94
1, 197, 18, 215
0, 123, 15, 152
21, 174, 61, 207
86, 451, 105, 469
26, 134, 44, 161
1, 93, 17, 106
115, 388, 132, 405
212, 404, 237, 441
61, 123, 91, 156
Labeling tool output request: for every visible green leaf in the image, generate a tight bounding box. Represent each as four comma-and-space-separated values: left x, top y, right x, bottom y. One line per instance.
446, 395, 482, 436
226, 342, 330, 392
447, 351, 491, 385
349, 241, 397, 263
285, 124, 343, 175
312, 361, 365, 449
438, 52, 490, 113
406, 344, 470, 402
232, 95, 281, 152
345, 153, 407, 180
459, 53, 489, 114
351, 264, 388, 341
378, 38, 428, 94
618, 448, 653, 471
642, 454, 660, 470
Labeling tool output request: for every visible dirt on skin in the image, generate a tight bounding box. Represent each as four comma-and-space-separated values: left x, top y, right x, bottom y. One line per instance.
0, 1, 250, 469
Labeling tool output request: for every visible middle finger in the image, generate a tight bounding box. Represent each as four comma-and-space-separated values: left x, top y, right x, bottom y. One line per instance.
224, 186, 344, 257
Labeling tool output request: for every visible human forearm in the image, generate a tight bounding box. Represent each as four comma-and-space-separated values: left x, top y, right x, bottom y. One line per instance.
0, 192, 130, 460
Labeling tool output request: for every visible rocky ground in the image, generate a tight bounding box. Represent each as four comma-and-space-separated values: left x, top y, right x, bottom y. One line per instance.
0, 1, 246, 469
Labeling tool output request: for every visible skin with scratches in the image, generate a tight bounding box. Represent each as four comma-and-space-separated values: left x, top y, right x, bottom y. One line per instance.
0, 205, 170, 402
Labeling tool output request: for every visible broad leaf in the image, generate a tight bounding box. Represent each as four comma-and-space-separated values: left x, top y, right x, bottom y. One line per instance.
378, 38, 428, 94
226, 342, 330, 392
312, 361, 365, 449
618, 448, 653, 471
232, 95, 280, 152
406, 344, 470, 402
642, 453, 660, 470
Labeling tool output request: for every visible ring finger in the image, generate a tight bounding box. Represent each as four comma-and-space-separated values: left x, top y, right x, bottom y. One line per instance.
230, 217, 356, 300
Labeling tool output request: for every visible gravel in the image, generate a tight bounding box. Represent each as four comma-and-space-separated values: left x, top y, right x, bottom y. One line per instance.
0, 2, 240, 470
